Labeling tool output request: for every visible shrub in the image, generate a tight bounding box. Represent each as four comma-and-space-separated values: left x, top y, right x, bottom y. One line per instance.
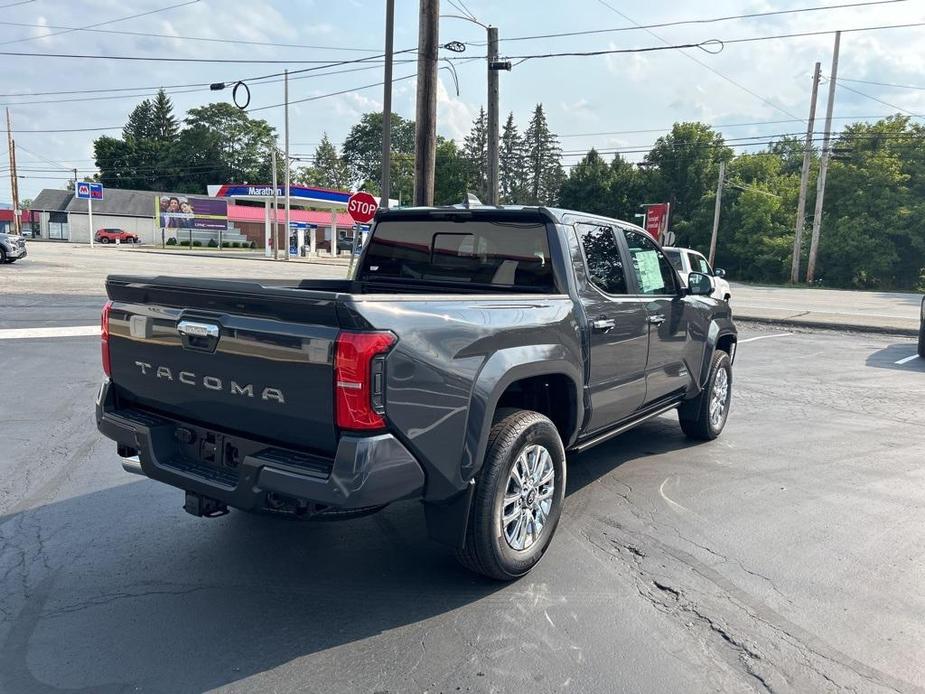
207, 238, 218, 247
221, 241, 231, 248
166, 237, 177, 246
192, 240, 202, 247
249, 241, 257, 249
179, 240, 191, 247
231, 242, 241, 248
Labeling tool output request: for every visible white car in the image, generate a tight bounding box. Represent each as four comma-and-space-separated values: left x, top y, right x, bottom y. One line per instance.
662, 246, 731, 302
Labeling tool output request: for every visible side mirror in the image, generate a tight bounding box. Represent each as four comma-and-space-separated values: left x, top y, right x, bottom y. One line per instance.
688, 271, 714, 296
714, 268, 726, 279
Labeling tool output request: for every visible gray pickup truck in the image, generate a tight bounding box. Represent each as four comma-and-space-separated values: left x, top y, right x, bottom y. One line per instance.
96, 206, 737, 580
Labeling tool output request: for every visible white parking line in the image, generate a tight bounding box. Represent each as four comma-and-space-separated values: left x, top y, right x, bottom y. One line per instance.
895, 354, 919, 365
0, 326, 99, 340
738, 332, 793, 344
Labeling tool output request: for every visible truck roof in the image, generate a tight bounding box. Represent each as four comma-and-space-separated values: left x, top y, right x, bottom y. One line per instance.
375, 204, 642, 231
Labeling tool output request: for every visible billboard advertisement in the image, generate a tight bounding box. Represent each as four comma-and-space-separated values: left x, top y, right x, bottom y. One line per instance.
156, 195, 228, 232
644, 203, 670, 243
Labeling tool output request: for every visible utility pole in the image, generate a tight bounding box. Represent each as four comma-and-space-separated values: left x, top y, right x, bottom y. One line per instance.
807, 31, 840, 284
413, 0, 439, 206
271, 150, 279, 260
708, 160, 726, 266
486, 26, 500, 205
284, 69, 291, 260
791, 62, 822, 284
381, 0, 395, 209
5, 108, 21, 235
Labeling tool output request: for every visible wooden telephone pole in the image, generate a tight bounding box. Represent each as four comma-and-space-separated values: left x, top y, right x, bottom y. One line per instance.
413, 0, 439, 206
5, 108, 22, 235
806, 32, 841, 284
791, 62, 822, 284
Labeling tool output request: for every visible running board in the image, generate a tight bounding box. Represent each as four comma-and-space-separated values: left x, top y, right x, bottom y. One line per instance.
569, 401, 681, 453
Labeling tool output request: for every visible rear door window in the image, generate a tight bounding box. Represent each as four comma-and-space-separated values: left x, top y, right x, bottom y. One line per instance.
687, 252, 713, 275
576, 223, 628, 295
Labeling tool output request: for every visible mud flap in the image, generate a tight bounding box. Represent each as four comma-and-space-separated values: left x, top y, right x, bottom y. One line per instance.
423, 480, 475, 549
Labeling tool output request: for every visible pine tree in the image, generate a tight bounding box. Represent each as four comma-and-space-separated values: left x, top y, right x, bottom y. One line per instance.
123, 99, 155, 142
499, 112, 525, 203
523, 104, 563, 205
463, 107, 488, 200
151, 89, 178, 142
296, 133, 351, 190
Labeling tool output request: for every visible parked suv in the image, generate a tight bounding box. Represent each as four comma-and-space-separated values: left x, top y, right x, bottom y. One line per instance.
0, 230, 27, 263
96, 228, 140, 244
663, 246, 731, 302
96, 206, 736, 580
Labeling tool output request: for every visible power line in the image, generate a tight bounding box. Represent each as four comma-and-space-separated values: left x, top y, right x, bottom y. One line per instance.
0, 20, 381, 53
0, 0, 202, 48
833, 80, 923, 117
0, 0, 35, 8
592, 0, 803, 121
838, 77, 925, 91
0, 49, 408, 65
483, 0, 911, 44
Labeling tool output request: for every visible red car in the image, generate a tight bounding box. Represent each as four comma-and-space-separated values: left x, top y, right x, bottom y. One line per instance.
95, 228, 140, 244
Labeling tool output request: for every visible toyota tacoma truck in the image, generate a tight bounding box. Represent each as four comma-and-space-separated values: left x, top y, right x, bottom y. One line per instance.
96, 205, 737, 580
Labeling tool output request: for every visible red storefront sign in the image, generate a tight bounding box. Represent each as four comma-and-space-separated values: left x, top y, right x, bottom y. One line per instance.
644, 203, 670, 242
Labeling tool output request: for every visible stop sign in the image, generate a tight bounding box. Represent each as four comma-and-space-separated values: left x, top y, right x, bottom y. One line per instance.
347, 191, 378, 224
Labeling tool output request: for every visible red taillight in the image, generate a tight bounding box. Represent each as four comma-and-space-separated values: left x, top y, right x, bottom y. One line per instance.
335, 331, 396, 431
101, 300, 112, 377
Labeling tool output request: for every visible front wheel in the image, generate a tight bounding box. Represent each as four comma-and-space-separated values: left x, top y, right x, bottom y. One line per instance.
456, 410, 566, 581
918, 322, 925, 359
0, 247, 6, 263
679, 350, 732, 440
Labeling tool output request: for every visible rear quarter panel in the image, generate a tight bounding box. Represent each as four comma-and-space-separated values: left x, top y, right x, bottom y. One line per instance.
349, 295, 583, 500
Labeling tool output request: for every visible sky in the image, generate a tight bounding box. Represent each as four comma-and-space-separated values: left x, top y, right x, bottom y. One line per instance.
2, 0, 925, 202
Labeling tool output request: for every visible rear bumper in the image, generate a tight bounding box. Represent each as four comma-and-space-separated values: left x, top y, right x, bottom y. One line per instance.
95, 379, 425, 512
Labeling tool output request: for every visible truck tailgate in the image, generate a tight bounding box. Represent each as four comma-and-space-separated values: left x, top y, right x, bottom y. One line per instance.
105, 276, 345, 457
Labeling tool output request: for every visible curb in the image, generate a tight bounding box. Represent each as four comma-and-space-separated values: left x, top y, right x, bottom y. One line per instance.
734, 313, 919, 337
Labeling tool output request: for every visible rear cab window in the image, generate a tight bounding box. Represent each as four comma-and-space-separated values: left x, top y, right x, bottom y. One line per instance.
359, 219, 556, 292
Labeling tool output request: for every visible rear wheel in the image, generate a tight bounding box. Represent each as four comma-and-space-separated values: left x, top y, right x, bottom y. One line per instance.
456, 410, 566, 581
679, 349, 732, 440
99, 236, 110, 244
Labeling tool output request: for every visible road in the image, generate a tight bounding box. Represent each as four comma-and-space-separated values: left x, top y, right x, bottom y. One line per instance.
1, 244, 924, 693
731, 283, 922, 334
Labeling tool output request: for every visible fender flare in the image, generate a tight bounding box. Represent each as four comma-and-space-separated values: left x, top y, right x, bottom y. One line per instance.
698, 318, 738, 389
458, 344, 583, 487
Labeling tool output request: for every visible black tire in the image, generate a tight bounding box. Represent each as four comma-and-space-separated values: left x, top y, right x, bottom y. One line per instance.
678, 349, 732, 441
456, 410, 566, 581
0, 247, 6, 263
918, 323, 925, 359
99, 236, 110, 244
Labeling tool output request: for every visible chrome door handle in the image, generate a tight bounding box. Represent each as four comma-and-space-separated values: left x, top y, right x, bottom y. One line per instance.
177, 320, 220, 338
592, 318, 616, 331
647, 314, 666, 325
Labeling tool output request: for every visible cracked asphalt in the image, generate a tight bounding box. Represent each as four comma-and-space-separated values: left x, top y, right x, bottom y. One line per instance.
1, 246, 924, 693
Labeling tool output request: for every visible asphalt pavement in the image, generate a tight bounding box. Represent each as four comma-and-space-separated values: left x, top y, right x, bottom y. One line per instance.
1, 244, 924, 693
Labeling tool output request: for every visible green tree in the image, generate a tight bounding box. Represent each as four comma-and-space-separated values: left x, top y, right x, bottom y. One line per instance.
645, 122, 733, 245
558, 149, 612, 215
184, 102, 277, 182
463, 107, 488, 200
499, 112, 525, 203
434, 137, 469, 205
341, 112, 416, 197
123, 99, 155, 142
522, 104, 563, 205
151, 89, 179, 142
296, 133, 351, 190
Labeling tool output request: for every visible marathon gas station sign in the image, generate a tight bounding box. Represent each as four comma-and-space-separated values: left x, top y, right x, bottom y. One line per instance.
209, 184, 352, 206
